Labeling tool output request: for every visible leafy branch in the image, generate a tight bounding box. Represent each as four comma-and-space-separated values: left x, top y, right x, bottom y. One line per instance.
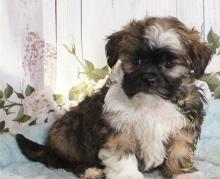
202, 29, 220, 99
64, 42, 110, 101
0, 84, 35, 129
0, 83, 64, 133
207, 28, 220, 55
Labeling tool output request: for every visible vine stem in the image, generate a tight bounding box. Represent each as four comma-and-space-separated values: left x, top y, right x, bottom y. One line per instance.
63, 43, 86, 70
4, 104, 22, 108
74, 54, 86, 69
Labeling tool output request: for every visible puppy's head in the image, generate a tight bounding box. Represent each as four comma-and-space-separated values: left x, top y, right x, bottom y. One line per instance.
106, 17, 211, 98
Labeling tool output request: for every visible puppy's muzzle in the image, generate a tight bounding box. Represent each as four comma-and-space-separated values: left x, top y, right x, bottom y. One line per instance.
141, 67, 159, 85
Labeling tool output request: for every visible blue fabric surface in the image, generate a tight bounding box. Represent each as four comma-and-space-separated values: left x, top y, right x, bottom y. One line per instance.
0, 100, 219, 179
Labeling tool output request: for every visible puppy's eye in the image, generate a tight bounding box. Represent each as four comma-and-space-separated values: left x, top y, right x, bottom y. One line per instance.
165, 61, 175, 68
132, 57, 141, 65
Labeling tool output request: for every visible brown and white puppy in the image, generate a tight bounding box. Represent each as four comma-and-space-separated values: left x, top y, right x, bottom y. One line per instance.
16, 16, 211, 179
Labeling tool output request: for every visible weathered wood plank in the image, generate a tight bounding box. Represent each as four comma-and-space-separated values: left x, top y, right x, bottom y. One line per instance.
176, 0, 204, 34
112, 0, 148, 30
145, 0, 177, 17
56, 0, 82, 96
42, 0, 57, 91
204, 0, 220, 39
0, 0, 25, 88
0, 0, 45, 90
82, 0, 114, 67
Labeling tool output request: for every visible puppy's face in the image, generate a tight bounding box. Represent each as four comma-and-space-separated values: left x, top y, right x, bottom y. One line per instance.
106, 17, 211, 98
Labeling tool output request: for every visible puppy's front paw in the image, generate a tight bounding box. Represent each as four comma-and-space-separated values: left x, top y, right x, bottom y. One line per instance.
83, 167, 104, 179
174, 171, 204, 179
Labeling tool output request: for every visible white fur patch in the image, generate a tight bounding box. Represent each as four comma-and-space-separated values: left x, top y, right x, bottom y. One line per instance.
103, 63, 187, 171
145, 23, 181, 51
98, 150, 144, 179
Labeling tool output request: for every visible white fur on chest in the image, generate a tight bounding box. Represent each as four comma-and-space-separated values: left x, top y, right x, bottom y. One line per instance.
103, 84, 187, 170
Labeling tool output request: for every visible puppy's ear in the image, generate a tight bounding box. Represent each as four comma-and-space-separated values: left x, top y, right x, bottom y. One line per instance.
105, 31, 125, 68
189, 41, 212, 79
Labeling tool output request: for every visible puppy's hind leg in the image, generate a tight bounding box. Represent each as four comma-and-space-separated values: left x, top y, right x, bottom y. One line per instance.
98, 133, 144, 179
163, 128, 202, 179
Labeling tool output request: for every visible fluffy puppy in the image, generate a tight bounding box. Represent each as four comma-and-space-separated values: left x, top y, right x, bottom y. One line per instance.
16, 16, 211, 179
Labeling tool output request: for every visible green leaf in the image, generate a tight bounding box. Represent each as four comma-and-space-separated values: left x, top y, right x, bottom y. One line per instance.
4, 84, 13, 98
102, 65, 110, 75
15, 92, 25, 99
29, 119, 37, 126
207, 43, 216, 54
25, 85, 35, 96
69, 88, 78, 101
16, 114, 31, 123
202, 75, 220, 91
208, 29, 220, 44
70, 92, 80, 101
85, 60, 95, 80
14, 107, 31, 123
214, 85, 220, 99
77, 82, 88, 91
0, 121, 5, 131
86, 84, 95, 96
0, 90, 3, 98
0, 99, 5, 108
207, 29, 220, 54
53, 94, 63, 105
69, 82, 88, 100
90, 68, 107, 82
1, 128, 9, 132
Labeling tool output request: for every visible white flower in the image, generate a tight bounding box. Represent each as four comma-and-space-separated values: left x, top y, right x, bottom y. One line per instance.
23, 89, 57, 117
205, 55, 220, 75
22, 89, 63, 124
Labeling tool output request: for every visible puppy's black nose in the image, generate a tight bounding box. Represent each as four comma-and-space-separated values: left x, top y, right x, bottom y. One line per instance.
141, 73, 157, 84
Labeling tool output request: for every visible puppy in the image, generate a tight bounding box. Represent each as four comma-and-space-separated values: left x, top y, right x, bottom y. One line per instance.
16, 16, 211, 179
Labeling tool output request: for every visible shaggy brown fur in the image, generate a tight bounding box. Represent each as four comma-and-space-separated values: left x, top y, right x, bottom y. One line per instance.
162, 82, 206, 177
16, 86, 112, 175
102, 131, 136, 156
164, 128, 199, 177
